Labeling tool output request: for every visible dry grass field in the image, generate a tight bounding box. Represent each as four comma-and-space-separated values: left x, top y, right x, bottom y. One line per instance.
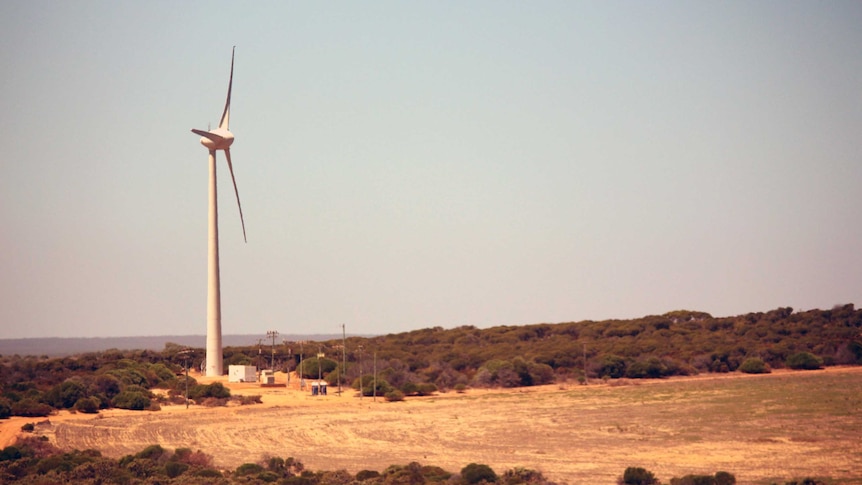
4, 366, 861, 484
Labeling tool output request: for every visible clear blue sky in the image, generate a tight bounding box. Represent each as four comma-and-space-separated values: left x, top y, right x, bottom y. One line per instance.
1, 2, 860, 339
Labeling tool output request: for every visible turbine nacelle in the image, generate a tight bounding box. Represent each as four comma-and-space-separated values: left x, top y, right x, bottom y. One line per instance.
192, 127, 234, 151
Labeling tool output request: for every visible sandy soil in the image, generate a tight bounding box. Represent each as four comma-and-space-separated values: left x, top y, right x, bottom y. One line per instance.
3, 367, 861, 484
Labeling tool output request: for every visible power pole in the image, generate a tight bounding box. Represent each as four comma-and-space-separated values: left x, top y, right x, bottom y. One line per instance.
267, 330, 279, 370
358, 344, 364, 401
178, 348, 192, 409
373, 351, 377, 402
256, 339, 264, 372
583, 343, 588, 385
341, 324, 346, 396
283, 340, 292, 385
298, 340, 305, 390
317, 347, 324, 387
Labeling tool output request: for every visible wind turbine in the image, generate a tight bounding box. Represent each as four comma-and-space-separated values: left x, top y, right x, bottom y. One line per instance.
191, 47, 246, 377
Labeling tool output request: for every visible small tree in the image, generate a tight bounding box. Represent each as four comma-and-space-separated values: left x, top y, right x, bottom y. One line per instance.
462, 463, 497, 484
0, 398, 12, 419
113, 390, 150, 410
11, 398, 53, 417
621, 466, 659, 485
786, 352, 823, 370
597, 354, 627, 379
738, 357, 770, 374
417, 383, 438, 396
235, 463, 265, 476
74, 397, 100, 414
165, 461, 189, 478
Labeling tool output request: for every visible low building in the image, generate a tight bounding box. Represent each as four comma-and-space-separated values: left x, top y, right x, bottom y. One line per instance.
228, 365, 256, 383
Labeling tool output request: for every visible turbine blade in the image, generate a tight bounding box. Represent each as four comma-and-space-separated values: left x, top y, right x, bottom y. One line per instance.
191, 129, 226, 143
223, 148, 247, 243
219, 47, 235, 131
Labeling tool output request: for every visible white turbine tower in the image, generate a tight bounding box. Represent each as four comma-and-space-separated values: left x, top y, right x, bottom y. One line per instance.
191, 47, 246, 376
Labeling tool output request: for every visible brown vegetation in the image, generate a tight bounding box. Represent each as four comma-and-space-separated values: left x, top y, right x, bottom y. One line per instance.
5, 366, 860, 484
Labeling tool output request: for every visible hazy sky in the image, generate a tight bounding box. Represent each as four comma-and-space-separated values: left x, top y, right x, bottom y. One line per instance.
2, 2, 860, 339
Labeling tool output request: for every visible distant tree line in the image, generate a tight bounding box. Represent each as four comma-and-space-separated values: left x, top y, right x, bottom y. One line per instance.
301, 304, 860, 393
0, 346, 244, 418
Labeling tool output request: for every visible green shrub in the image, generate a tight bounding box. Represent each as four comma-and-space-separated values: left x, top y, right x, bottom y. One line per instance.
298, 356, 338, 379
417, 383, 438, 396
194, 467, 224, 478
125, 457, 162, 479
165, 460, 189, 478
597, 354, 627, 379
68, 457, 130, 483
285, 475, 317, 485
74, 396, 100, 414
0, 398, 13, 419
44, 380, 88, 409
501, 467, 547, 484
784, 478, 826, 485
421, 464, 452, 482
454, 383, 467, 393
21, 423, 35, 432
189, 382, 231, 401
135, 444, 166, 460
385, 390, 405, 402
669, 473, 735, 485
148, 363, 177, 387
259, 470, 280, 482
528, 362, 555, 385
384, 462, 424, 484
622, 466, 659, 485
715, 471, 736, 485
626, 358, 663, 379
786, 352, 823, 370
106, 368, 149, 388
356, 469, 380, 481
461, 463, 497, 484
113, 390, 150, 410
11, 398, 53, 417
360, 377, 393, 397
0, 445, 23, 462
235, 462, 265, 476
671, 474, 717, 485
738, 357, 770, 374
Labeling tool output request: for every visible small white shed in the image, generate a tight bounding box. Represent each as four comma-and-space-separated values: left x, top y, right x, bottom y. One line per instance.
260, 369, 275, 385
228, 365, 257, 383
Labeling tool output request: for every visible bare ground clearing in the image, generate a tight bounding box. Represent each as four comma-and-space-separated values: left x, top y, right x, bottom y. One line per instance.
4, 367, 862, 484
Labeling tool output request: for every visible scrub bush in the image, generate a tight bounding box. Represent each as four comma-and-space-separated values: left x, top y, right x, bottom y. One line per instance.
738, 357, 770, 374
462, 463, 497, 484
786, 352, 823, 370
622, 466, 659, 485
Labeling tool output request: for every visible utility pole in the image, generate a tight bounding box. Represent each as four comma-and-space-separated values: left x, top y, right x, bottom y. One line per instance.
583, 343, 588, 385
256, 339, 264, 372
267, 330, 279, 370
178, 348, 193, 409
317, 347, 323, 386
283, 340, 292, 385
298, 340, 305, 390
357, 344, 363, 401
373, 351, 377, 402
341, 324, 346, 396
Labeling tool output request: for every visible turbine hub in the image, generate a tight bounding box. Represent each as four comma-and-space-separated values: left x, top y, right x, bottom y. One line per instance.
199, 128, 234, 151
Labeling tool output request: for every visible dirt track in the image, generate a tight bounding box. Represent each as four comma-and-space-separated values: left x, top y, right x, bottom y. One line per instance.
4, 367, 862, 484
